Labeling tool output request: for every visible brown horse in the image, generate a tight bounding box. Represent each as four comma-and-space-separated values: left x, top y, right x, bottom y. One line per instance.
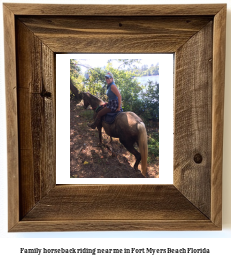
80, 92, 148, 176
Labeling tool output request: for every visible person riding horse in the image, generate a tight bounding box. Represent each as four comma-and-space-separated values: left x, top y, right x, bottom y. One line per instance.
88, 72, 122, 129
78, 78, 148, 176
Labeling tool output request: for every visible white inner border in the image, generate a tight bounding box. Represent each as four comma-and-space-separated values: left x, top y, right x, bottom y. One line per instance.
56, 54, 173, 184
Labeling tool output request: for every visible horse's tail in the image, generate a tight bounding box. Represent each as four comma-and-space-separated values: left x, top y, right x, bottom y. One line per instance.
137, 122, 148, 176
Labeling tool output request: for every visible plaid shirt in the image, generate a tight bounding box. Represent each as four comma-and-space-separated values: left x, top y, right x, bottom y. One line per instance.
106, 100, 123, 113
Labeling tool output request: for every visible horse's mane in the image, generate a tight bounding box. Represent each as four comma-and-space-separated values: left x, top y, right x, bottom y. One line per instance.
85, 92, 104, 103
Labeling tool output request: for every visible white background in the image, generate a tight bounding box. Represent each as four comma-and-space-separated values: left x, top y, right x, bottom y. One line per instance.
1, 0, 231, 260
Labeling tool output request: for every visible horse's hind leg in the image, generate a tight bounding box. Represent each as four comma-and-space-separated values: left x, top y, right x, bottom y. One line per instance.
120, 139, 141, 170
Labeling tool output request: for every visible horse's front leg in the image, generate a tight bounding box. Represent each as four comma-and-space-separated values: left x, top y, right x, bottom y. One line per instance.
97, 125, 102, 145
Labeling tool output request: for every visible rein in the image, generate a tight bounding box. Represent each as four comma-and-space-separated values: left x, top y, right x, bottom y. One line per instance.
92, 103, 107, 112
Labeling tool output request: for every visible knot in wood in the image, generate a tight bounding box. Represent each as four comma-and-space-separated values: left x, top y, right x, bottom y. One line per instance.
40, 90, 52, 99
194, 153, 203, 164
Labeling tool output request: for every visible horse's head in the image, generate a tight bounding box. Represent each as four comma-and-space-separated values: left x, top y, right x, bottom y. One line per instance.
81, 92, 103, 110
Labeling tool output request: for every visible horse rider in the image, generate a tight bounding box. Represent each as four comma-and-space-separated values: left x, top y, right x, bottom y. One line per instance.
88, 72, 122, 129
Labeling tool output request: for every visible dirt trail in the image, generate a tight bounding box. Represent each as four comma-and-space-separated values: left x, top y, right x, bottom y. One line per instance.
70, 99, 159, 179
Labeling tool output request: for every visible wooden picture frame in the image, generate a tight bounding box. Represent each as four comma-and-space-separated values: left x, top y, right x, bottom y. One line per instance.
4, 3, 226, 232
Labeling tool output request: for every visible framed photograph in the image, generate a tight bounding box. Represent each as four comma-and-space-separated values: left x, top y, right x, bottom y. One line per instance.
56, 53, 173, 184
4, 3, 226, 231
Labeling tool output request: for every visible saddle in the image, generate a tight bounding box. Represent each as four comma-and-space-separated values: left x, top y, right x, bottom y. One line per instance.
96, 105, 122, 124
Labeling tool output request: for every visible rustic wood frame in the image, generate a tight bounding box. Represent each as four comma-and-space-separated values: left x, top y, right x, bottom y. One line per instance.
4, 4, 226, 232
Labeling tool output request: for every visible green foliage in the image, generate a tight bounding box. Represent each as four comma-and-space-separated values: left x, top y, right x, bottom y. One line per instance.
70, 59, 83, 85
79, 109, 94, 121
83, 68, 108, 101
105, 63, 143, 112
148, 132, 159, 163
139, 81, 159, 122
70, 59, 84, 99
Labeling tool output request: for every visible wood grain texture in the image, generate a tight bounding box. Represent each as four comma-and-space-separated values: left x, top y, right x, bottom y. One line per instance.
3, 3, 225, 16
16, 19, 56, 219
14, 185, 219, 232
22, 185, 207, 221
211, 5, 226, 228
174, 22, 213, 218
18, 16, 213, 53
11, 220, 218, 232
3, 4, 20, 231
4, 3, 226, 231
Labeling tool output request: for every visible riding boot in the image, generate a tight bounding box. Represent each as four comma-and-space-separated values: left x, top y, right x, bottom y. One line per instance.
88, 117, 101, 129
